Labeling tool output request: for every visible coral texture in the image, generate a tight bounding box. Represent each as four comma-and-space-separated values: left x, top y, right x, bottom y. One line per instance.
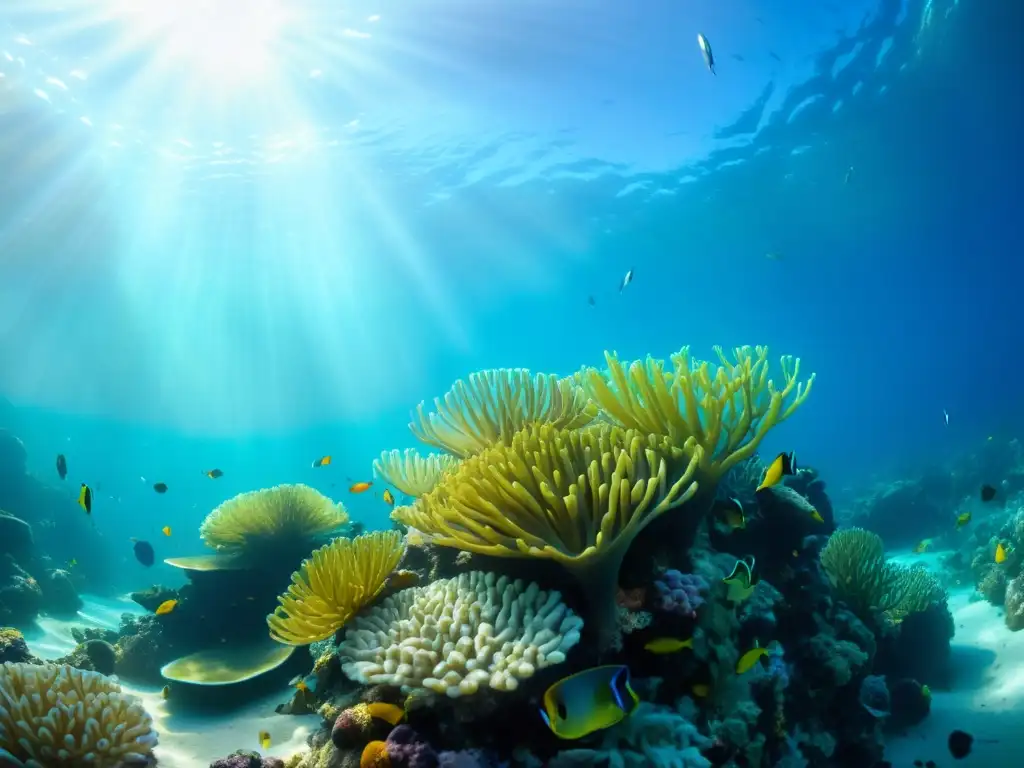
653, 570, 708, 616
338, 571, 582, 696
373, 449, 459, 497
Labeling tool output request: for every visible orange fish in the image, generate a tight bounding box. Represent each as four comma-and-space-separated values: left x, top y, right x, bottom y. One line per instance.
383, 489, 395, 506
349, 481, 372, 494
312, 456, 332, 468
161, 526, 172, 536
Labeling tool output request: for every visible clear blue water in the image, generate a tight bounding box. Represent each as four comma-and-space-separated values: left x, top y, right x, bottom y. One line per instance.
0, 0, 1020, 592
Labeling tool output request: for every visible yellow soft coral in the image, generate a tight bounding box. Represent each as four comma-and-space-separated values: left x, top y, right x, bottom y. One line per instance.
394, 423, 701, 647
410, 369, 597, 458
583, 345, 814, 479
0, 662, 157, 766
267, 530, 405, 646
200, 483, 349, 564
373, 448, 459, 497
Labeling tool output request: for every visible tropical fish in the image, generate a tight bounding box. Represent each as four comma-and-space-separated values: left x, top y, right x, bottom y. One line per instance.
383, 489, 395, 507
995, 542, 1008, 564
349, 481, 373, 494
736, 644, 769, 674
913, 539, 933, 555
713, 497, 745, 530
131, 539, 155, 567
539, 665, 640, 740
68, 558, 78, 569
206, 469, 224, 479
56, 454, 67, 480
943, 408, 949, 426
644, 637, 694, 654
981, 484, 997, 502
723, 556, 758, 603
312, 455, 332, 468
691, 683, 710, 698
162, 525, 172, 537
161, 685, 170, 699
757, 452, 797, 491
153, 482, 168, 494
365, 702, 405, 726
697, 33, 715, 74
258, 730, 271, 750
288, 673, 320, 695
955, 511, 972, 529
947, 729, 974, 758
809, 508, 825, 523
78, 484, 92, 515
619, 269, 634, 292
155, 599, 178, 615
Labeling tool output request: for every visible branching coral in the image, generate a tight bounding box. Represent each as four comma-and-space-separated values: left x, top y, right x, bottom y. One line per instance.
373, 448, 459, 497
410, 369, 598, 458
200, 483, 350, 564
338, 571, 582, 697
267, 530, 406, 646
582, 345, 814, 479
820, 528, 944, 622
0, 662, 158, 766
393, 423, 702, 647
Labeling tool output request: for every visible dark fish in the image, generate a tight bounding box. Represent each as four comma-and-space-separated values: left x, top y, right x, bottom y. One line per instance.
731, 53, 745, 62
78, 484, 92, 514
981, 484, 997, 502
770, 51, 782, 62
56, 454, 67, 480
588, 295, 596, 307
948, 729, 973, 758
132, 538, 155, 567
205, 469, 224, 479
153, 482, 168, 494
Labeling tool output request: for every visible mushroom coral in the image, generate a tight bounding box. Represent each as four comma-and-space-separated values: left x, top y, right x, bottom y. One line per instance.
393, 423, 702, 648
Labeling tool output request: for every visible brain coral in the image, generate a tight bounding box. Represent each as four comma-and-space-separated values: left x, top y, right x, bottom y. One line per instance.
0, 662, 158, 767
338, 571, 583, 697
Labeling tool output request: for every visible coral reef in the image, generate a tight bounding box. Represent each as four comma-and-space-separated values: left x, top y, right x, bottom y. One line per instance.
209, 750, 285, 768
373, 449, 459, 498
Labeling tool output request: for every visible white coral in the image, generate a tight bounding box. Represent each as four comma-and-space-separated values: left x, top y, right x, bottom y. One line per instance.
0, 662, 158, 767
338, 571, 582, 697
373, 448, 458, 497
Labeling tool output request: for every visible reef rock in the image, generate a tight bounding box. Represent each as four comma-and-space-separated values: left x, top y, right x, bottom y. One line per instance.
40, 568, 83, 615
0, 428, 27, 478
0, 627, 35, 663
131, 585, 179, 613
847, 475, 954, 548
208, 750, 285, 768
0, 560, 43, 625
0, 510, 33, 562
1005, 575, 1024, 631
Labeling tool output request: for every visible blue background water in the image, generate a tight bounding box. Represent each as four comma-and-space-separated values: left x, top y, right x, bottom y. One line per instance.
0, 0, 1020, 588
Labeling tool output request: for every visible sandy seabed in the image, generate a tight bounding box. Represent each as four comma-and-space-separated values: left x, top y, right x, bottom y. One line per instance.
20, 594, 318, 767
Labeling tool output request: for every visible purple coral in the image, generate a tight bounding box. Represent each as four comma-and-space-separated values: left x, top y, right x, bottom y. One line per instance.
386, 725, 439, 768
653, 570, 707, 617
208, 751, 284, 768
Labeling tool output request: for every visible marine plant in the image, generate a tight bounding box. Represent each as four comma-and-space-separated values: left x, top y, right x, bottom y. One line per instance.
199, 483, 350, 565
581, 345, 814, 480
372, 448, 459, 497
393, 423, 702, 649
0, 662, 158, 766
267, 530, 405, 646
820, 527, 944, 622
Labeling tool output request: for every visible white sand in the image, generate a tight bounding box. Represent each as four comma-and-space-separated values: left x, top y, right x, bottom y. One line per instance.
20, 594, 319, 767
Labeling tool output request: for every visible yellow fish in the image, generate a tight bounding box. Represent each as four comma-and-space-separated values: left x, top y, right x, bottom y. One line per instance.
736, 644, 770, 674
955, 511, 972, 529
691, 683, 710, 698
383, 489, 395, 507
713, 497, 746, 530
68, 559, 77, 568
913, 538, 933, 554
756, 451, 797, 492
723, 556, 757, 603
644, 637, 694, 654
539, 665, 639, 740
161, 526, 172, 537
996, 542, 1008, 564
258, 730, 271, 750
809, 508, 824, 523
365, 702, 405, 726
78, 483, 92, 515
155, 599, 178, 616
161, 685, 170, 700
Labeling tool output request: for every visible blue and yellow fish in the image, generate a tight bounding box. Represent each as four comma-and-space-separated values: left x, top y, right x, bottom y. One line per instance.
539, 665, 639, 740
756, 451, 797, 491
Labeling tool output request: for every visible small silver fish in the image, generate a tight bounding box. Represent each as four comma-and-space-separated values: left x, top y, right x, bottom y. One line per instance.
844, 166, 854, 184
697, 33, 715, 75
943, 409, 949, 427
620, 269, 634, 292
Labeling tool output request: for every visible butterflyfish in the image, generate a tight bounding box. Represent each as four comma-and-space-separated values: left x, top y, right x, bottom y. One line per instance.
955, 511, 972, 529
995, 542, 1008, 564
349, 481, 373, 493
383, 489, 395, 507
723, 556, 758, 603
258, 730, 272, 750
697, 33, 716, 75
56, 453, 67, 480
205, 468, 224, 479
713, 497, 745, 530
981, 484, 997, 502
153, 482, 168, 494
539, 665, 640, 740
78, 483, 92, 514
155, 599, 178, 615
312, 455, 331, 468
131, 539, 155, 567
736, 643, 770, 674
644, 637, 694, 654
162, 525, 172, 536
757, 452, 797, 491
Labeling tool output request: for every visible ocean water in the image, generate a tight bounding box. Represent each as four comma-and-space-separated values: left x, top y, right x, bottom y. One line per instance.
1, 0, 1023, 765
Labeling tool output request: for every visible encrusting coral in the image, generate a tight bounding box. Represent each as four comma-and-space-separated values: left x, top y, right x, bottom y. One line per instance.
0, 662, 158, 766
394, 423, 702, 648
410, 368, 598, 458
200, 483, 350, 565
268, 530, 406, 646
582, 345, 814, 480
373, 448, 459, 497
338, 571, 583, 697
